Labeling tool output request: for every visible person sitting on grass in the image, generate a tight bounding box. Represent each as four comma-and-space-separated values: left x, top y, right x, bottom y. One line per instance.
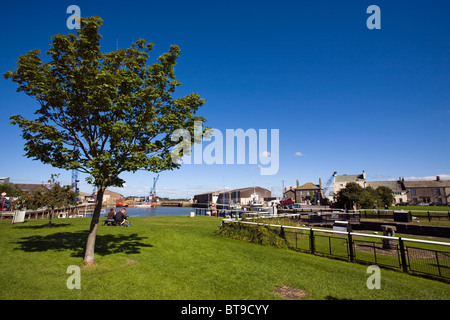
120, 208, 130, 226
104, 208, 116, 226
114, 208, 130, 227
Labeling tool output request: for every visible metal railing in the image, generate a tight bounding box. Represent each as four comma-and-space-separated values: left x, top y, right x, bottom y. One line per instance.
220, 218, 450, 281
281, 208, 450, 222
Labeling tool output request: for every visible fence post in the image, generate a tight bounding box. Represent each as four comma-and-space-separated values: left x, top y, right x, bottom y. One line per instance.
348, 232, 354, 262
427, 211, 431, 222
309, 229, 315, 255
398, 238, 408, 273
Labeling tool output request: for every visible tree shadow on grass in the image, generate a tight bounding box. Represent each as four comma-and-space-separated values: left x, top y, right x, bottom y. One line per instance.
14, 231, 153, 258
13, 222, 73, 229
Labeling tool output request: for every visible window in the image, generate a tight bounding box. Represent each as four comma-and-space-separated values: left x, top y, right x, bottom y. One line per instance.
436, 188, 441, 195
411, 188, 416, 195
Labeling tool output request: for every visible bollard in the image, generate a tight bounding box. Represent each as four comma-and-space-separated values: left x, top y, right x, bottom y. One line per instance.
348, 232, 354, 262
309, 229, 315, 255
398, 238, 408, 273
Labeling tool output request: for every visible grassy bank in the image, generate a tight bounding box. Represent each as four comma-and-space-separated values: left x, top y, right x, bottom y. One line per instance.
0, 216, 449, 300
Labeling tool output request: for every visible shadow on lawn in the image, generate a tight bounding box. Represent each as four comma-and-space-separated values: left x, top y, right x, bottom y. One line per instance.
14, 231, 153, 258
13, 222, 73, 229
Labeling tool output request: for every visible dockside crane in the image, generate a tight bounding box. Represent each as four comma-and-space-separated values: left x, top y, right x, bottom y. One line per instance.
150, 174, 160, 202
323, 171, 337, 197
71, 169, 80, 201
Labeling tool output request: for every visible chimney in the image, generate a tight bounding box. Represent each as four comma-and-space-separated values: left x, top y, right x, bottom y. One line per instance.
319, 178, 322, 189
436, 176, 440, 181
362, 170, 366, 180
296, 179, 299, 188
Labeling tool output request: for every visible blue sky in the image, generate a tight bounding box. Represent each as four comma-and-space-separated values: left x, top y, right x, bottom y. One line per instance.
1, 0, 449, 198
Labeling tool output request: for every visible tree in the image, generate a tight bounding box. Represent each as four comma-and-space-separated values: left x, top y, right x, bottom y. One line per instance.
4, 17, 207, 264
14, 174, 77, 227
309, 190, 315, 203
335, 182, 364, 209
0, 183, 21, 197
359, 186, 377, 209
42, 174, 78, 227
376, 186, 394, 207
335, 183, 395, 209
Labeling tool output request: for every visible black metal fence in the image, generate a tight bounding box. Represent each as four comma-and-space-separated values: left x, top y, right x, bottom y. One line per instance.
285, 208, 450, 222
221, 219, 450, 282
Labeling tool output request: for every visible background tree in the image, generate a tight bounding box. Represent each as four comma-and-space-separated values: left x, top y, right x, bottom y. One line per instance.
335, 182, 364, 209
42, 174, 77, 227
12, 174, 77, 227
4, 17, 207, 264
359, 186, 377, 209
0, 183, 21, 197
13, 189, 43, 212
309, 190, 315, 203
376, 186, 395, 207
335, 183, 395, 209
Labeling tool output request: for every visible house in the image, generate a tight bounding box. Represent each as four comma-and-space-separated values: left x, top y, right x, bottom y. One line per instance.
99, 190, 124, 205
14, 183, 48, 194
284, 188, 296, 201
283, 180, 325, 205
333, 171, 450, 205
194, 186, 272, 206
402, 176, 450, 205
333, 171, 366, 195
366, 180, 407, 205
0, 177, 10, 184
77, 191, 92, 203
333, 171, 408, 205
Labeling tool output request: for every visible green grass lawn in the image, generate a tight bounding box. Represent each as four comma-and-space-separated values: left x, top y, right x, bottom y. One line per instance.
0, 215, 449, 300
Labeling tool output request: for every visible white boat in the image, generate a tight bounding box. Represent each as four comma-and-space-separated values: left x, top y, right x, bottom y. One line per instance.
135, 203, 153, 208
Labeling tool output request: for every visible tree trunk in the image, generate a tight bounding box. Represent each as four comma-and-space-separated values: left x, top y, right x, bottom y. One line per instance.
47, 209, 53, 227
83, 187, 105, 265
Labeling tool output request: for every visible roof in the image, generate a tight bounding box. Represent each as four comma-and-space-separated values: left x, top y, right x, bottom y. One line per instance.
366, 180, 404, 191
103, 190, 124, 198
297, 182, 320, 190
402, 180, 450, 188
194, 186, 270, 197
14, 183, 47, 193
334, 174, 365, 183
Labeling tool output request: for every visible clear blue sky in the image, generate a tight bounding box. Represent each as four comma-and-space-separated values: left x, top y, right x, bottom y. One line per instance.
1, 0, 449, 198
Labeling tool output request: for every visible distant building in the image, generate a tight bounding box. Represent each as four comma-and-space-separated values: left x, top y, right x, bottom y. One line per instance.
77, 191, 92, 202
333, 171, 366, 195
100, 190, 124, 205
194, 186, 271, 206
296, 182, 324, 204
283, 179, 325, 205
14, 183, 47, 194
366, 180, 407, 205
333, 171, 450, 205
402, 176, 450, 205
0, 177, 10, 184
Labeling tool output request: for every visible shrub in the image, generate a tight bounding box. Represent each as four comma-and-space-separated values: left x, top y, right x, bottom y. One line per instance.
217, 222, 287, 248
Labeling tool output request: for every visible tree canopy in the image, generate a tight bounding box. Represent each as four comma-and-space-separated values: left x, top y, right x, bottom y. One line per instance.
4, 16, 207, 263
335, 182, 395, 209
5, 16, 206, 190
